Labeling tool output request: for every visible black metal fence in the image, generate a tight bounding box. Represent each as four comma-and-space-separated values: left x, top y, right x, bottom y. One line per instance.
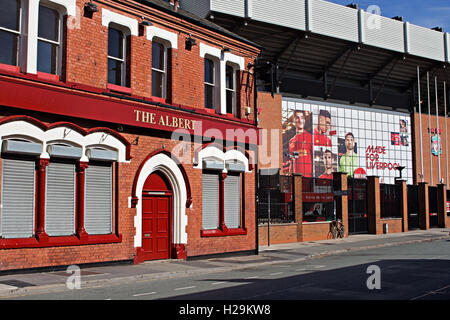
302, 177, 334, 223
428, 186, 438, 227
447, 190, 450, 217
347, 178, 368, 234
407, 185, 419, 230
257, 171, 294, 224
380, 183, 402, 218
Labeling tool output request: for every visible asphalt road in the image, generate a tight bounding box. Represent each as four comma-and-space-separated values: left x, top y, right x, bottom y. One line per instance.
3, 239, 450, 302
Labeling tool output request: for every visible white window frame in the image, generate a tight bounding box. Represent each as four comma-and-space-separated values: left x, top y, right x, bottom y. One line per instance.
199, 43, 245, 115
151, 40, 167, 99
204, 56, 220, 112
225, 63, 237, 116
36, 2, 63, 75
0, 0, 23, 67
107, 24, 128, 87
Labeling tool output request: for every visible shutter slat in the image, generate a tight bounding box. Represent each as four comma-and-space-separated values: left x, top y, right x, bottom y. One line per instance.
84, 164, 112, 235
1, 159, 36, 238
45, 162, 76, 236
224, 174, 241, 229
202, 173, 219, 230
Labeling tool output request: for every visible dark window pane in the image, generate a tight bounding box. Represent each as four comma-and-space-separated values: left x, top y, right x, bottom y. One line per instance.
205, 84, 214, 109
108, 58, 123, 85
108, 28, 123, 59
226, 90, 234, 115
37, 40, 57, 74
38, 5, 59, 41
0, 30, 18, 65
0, 0, 20, 31
204, 58, 214, 84
226, 65, 234, 89
152, 42, 164, 70
152, 70, 163, 98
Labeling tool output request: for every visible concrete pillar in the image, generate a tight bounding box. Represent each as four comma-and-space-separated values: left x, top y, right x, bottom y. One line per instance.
367, 176, 381, 234
395, 179, 408, 232
332, 172, 348, 237
293, 174, 303, 242
418, 182, 429, 230
437, 183, 448, 228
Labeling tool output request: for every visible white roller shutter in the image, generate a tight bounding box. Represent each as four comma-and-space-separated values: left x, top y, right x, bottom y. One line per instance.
85, 164, 112, 235
1, 158, 36, 238
202, 172, 219, 230
45, 162, 76, 236
224, 173, 241, 229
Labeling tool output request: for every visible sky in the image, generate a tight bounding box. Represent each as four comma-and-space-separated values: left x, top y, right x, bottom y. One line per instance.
325, 0, 450, 32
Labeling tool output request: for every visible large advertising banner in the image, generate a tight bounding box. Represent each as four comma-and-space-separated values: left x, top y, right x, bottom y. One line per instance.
282, 98, 413, 185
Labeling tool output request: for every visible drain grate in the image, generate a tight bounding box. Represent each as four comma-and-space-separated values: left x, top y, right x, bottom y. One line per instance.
0, 280, 35, 288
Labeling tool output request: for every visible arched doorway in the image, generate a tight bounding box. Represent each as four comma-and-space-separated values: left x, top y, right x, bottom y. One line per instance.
132, 151, 190, 263
141, 171, 172, 261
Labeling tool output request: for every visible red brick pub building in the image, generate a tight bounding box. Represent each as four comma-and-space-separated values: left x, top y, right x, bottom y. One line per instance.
0, 0, 260, 271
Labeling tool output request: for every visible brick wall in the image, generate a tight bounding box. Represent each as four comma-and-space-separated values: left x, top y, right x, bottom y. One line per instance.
257, 92, 282, 170
0, 113, 257, 270
258, 223, 298, 245
302, 222, 332, 242
66, 0, 258, 120
0, 0, 260, 271
380, 218, 403, 234
413, 112, 450, 187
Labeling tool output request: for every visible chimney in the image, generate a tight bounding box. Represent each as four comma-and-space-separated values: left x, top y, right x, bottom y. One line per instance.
169, 0, 180, 12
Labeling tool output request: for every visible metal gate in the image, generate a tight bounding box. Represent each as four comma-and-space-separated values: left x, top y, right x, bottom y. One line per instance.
257, 171, 294, 225
407, 185, 419, 230
347, 178, 368, 234
428, 186, 438, 228
380, 183, 402, 219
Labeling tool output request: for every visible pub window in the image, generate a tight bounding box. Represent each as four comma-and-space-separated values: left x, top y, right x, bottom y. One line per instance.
84, 162, 113, 235
225, 64, 237, 116
204, 57, 216, 111
152, 41, 167, 99
45, 160, 76, 236
108, 26, 128, 87
37, 4, 62, 75
0, 0, 22, 67
0, 139, 42, 239
202, 170, 219, 230
201, 158, 245, 232
84, 148, 117, 235
45, 144, 81, 236
224, 172, 241, 229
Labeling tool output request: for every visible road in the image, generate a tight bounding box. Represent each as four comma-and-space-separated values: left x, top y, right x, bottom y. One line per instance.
3, 239, 450, 301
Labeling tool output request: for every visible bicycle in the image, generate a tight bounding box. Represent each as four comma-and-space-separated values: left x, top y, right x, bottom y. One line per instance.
329, 219, 345, 239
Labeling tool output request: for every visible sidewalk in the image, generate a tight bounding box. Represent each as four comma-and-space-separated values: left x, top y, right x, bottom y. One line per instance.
0, 228, 449, 298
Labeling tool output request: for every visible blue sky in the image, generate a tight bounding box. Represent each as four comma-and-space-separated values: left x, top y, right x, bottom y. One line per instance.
325, 0, 450, 32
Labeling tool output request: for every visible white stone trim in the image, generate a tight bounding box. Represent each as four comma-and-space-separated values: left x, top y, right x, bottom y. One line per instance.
193, 146, 250, 172
199, 43, 245, 114
133, 153, 188, 247
43, 0, 76, 16
199, 42, 222, 59
146, 26, 178, 49
26, 0, 40, 74
199, 43, 245, 70
25, 0, 76, 74
0, 121, 129, 163
101, 8, 138, 36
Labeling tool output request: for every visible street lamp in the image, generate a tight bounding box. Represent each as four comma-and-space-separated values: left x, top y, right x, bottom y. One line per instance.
396, 166, 405, 181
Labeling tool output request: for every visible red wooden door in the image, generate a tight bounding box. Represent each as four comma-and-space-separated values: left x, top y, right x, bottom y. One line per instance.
142, 195, 171, 260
